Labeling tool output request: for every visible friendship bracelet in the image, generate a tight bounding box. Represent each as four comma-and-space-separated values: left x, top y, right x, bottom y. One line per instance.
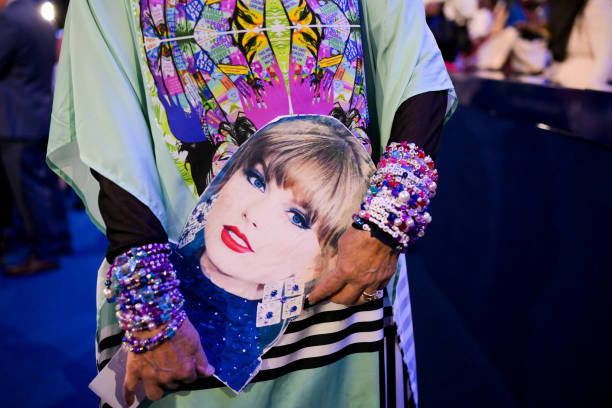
118, 306, 183, 332
104, 243, 186, 351
116, 289, 185, 332
104, 243, 172, 299
113, 280, 182, 304
351, 218, 401, 250
353, 142, 438, 252
123, 310, 187, 354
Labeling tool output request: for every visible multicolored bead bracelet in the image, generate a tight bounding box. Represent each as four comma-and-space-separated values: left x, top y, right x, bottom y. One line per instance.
115, 289, 184, 332
105, 243, 186, 353
123, 310, 187, 353
353, 142, 438, 252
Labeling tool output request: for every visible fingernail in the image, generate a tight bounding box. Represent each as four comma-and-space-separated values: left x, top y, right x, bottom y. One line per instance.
305, 296, 323, 308
205, 365, 215, 376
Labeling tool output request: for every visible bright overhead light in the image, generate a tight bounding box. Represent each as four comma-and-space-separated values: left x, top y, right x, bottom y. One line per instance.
535, 123, 552, 131
40, 1, 55, 22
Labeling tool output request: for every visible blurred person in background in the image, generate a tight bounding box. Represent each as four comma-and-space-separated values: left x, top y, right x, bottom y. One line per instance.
0, 0, 71, 275
468, 0, 550, 75
425, 0, 478, 65
546, 0, 612, 91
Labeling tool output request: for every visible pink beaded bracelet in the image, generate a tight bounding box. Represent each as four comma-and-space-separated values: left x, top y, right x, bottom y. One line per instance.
353, 142, 438, 251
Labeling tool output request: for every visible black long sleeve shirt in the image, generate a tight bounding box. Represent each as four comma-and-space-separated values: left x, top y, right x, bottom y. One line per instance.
95, 91, 448, 261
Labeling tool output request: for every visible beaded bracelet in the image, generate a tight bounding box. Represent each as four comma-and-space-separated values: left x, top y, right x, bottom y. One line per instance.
123, 310, 187, 353
104, 243, 186, 352
116, 290, 184, 332
118, 306, 183, 332
353, 142, 438, 252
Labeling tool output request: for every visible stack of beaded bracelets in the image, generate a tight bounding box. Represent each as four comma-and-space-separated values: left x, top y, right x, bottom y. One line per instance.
353, 142, 438, 252
104, 243, 186, 353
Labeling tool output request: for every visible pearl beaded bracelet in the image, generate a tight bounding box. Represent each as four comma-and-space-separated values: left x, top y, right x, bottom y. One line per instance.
353, 142, 438, 251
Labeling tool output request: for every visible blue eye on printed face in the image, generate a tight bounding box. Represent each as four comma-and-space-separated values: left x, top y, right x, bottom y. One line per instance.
245, 168, 266, 192
289, 210, 310, 229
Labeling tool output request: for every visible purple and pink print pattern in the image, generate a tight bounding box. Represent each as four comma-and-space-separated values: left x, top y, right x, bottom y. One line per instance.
140, 0, 370, 194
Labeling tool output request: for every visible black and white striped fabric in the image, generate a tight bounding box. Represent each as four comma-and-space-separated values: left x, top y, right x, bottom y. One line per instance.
394, 256, 419, 405
97, 297, 386, 377
97, 299, 414, 405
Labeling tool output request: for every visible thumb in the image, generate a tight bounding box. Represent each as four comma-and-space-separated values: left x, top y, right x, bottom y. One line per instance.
123, 365, 140, 406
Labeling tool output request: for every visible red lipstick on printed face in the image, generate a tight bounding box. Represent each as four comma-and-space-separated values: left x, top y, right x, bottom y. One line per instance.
221, 225, 254, 253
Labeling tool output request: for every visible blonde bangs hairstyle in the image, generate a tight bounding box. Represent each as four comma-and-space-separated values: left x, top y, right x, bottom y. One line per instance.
210, 115, 375, 255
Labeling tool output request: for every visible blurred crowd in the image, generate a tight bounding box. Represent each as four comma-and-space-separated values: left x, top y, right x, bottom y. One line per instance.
425, 0, 612, 91
1, 0, 71, 276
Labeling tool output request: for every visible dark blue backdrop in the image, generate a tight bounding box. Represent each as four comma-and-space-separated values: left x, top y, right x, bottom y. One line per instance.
407, 77, 612, 407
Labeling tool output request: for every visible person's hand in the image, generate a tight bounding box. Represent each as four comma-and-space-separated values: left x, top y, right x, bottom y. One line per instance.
308, 227, 399, 306
123, 317, 214, 404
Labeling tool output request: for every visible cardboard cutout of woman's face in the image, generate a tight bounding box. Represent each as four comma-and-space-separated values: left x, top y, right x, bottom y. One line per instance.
174, 115, 374, 392
201, 161, 320, 300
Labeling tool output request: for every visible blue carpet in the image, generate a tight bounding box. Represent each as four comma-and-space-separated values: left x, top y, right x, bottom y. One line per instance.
0, 209, 106, 407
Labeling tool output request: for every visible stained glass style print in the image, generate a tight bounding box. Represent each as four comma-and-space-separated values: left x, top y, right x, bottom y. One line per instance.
140, 0, 371, 195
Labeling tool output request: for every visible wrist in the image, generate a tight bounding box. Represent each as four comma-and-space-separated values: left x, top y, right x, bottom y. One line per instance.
131, 323, 167, 340
353, 142, 438, 252
352, 219, 403, 252
106, 242, 186, 353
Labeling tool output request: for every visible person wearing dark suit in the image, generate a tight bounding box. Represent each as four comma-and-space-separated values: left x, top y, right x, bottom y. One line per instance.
0, 0, 71, 275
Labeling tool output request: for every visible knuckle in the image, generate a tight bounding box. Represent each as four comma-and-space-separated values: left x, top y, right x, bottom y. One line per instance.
141, 367, 158, 381
183, 373, 198, 384
124, 382, 137, 392
158, 373, 174, 385
360, 276, 375, 287
338, 264, 352, 276
147, 387, 164, 401
126, 359, 140, 374
177, 367, 194, 380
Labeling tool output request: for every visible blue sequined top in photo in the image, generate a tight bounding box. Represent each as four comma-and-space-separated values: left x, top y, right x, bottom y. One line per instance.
171, 250, 283, 392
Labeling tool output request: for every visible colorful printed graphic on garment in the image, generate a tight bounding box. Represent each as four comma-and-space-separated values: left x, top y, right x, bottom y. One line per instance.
173, 115, 375, 392
140, 0, 370, 195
